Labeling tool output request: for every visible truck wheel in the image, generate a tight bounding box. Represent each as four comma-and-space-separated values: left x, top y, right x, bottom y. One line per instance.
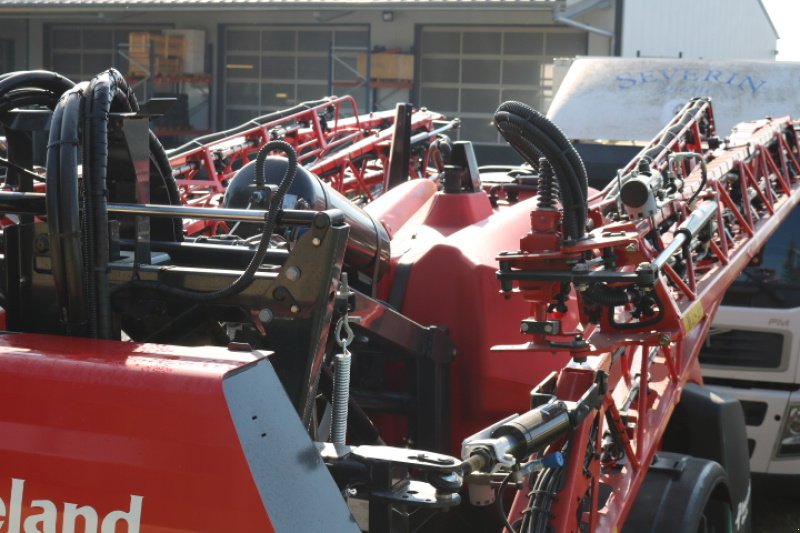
624, 452, 736, 533
698, 497, 733, 533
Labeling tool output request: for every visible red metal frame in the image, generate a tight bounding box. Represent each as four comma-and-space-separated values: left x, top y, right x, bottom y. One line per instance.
166, 97, 448, 235
500, 102, 800, 531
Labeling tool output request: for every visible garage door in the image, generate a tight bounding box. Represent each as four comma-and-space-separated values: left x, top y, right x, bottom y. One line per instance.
45, 24, 168, 82
222, 25, 369, 128
418, 26, 587, 145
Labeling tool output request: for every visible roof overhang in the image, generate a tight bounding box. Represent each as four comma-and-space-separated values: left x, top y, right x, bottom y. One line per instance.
0, 0, 561, 11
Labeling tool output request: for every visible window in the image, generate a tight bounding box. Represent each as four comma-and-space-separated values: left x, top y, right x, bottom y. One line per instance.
723, 205, 800, 309
418, 27, 587, 145
222, 25, 369, 128
45, 25, 164, 81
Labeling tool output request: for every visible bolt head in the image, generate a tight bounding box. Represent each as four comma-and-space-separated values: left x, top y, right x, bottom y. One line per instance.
286, 266, 301, 281
34, 234, 50, 254
290, 305, 300, 314
258, 308, 273, 323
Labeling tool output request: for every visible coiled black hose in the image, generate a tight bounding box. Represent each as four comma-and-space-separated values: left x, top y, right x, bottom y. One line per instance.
114, 140, 298, 301
0, 71, 76, 190
32, 68, 184, 336
0, 70, 74, 112
494, 101, 588, 242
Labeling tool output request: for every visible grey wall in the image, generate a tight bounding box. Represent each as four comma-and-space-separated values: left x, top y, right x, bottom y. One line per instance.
621, 0, 777, 60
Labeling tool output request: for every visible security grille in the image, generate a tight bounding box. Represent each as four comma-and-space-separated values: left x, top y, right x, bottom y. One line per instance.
699, 329, 784, 370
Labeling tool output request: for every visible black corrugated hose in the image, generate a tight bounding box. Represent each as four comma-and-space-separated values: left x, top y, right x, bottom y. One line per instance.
0, 70, 75, 114
641, 98, 708, 163
494, 101, 588, 242
84, 69, 141, 338
46, 84, 89, 336
5, 68, 186, 337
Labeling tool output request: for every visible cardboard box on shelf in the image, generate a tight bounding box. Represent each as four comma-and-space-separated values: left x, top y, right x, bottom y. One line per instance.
163, 29, 206, 74
129, 33, 185, 56
155, 57, 184, 76
127, 30, 201, 76
357, 53, 414, 81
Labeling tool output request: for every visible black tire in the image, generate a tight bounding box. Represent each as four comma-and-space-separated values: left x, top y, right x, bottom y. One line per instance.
697, 497, 734, 533
624, 452, 736, 533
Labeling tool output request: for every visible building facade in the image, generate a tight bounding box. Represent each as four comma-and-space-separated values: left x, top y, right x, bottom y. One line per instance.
0, 0, 778, 150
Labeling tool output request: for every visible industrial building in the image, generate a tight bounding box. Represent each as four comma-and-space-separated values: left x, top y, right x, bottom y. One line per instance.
0, 0, 778, 148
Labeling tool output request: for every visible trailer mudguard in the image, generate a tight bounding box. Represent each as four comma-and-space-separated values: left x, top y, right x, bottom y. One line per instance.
623, 452, 732, 533
0, 332, 358, 533
661, 382, 752, 532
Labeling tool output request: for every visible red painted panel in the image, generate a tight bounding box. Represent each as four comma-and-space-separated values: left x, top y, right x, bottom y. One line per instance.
382, 193, 575, 451
0, 333, 274, 533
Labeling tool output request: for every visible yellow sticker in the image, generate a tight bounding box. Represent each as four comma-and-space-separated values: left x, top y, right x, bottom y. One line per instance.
682, 301, 705, 332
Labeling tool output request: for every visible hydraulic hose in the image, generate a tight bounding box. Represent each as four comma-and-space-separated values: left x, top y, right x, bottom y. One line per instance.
584, 283, 640, 306
37, 68, 183, 336
114, 140, 299, 301
0, 70, 74, 110
46, 84, 89, 336
494, 101, 588, 241
149, 131, 184, 241
641, 99, 708, 163
522, 465, 565, 533
0, 88, 63, 113
84, 69, 140, 338
0, 71, 76, 191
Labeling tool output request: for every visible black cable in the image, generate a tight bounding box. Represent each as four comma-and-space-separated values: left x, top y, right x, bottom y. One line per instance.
0, 156, 43, 183
0, 88, 62, 113
497, 471, 519, 533
148, 131, 184, 241
584, 283, 640, 307
686, 161, 708, 207
45, 83, 66, 315
113, 140, 298, 301
0, 71, 75, 193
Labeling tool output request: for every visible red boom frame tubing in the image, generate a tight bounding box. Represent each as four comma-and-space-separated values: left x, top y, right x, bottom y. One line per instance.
501, 102, 800, 531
